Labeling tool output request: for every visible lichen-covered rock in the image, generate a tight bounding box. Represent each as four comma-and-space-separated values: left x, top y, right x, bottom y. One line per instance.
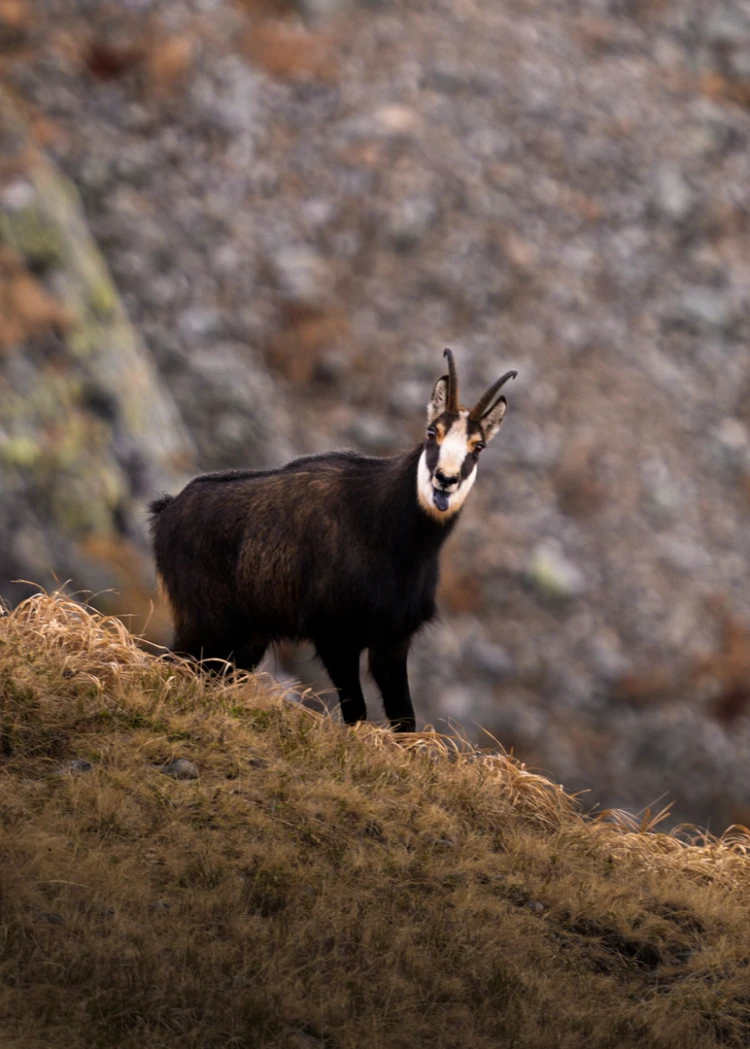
0, 87, 193, 620
527, 540, 587, 601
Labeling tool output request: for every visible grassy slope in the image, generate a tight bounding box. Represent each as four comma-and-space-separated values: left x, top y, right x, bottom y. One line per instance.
2, 596, 750, 1049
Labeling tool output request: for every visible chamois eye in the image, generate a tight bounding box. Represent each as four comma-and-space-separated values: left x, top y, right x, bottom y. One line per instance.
426, 427, 437, 439
475, 441, 486, 453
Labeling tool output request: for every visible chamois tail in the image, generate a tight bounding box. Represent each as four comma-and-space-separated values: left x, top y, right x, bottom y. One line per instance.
149, 494, 174, 524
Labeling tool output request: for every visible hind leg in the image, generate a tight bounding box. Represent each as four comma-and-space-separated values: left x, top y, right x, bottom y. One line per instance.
171, 633, 233, 671
171, 628, 218, 663
232, 639, 268, 672
171, 622, 255, 672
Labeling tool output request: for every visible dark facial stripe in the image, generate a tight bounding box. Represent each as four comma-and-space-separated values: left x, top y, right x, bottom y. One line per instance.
460, 453, 477, 481
425, 438, 440, 475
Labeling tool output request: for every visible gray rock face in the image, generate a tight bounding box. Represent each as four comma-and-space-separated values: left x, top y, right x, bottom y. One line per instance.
271, 247, 333, 306
463, 638, 514, 683
653, 164, 695, 225
706, 8, 750, 47
7, 0, 750, 826
0, 88, 194, 614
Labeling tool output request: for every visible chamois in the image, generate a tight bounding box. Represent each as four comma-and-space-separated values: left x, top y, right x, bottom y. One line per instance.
150, 349, 516, 732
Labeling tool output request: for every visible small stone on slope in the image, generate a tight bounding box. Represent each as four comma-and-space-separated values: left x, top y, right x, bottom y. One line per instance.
160, 758, 199, 780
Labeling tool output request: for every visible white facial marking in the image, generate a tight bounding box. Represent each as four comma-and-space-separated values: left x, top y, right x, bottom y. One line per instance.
437, 412, 470, 486
417, 451, 477, 521
417, 413, 478, 523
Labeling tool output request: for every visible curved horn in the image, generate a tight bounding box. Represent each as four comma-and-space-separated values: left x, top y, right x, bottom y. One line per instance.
469, 370, 518, 421
443, 348, 459, 414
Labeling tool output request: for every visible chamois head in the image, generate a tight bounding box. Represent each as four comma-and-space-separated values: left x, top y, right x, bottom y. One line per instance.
417, 348, 517, 522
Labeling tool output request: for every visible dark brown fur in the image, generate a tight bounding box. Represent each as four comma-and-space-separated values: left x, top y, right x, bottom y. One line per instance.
150, 447, 459, 731
151, 353, 516, 731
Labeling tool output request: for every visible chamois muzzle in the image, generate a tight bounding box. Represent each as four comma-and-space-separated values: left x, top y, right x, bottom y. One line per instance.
469, 370, 518, 422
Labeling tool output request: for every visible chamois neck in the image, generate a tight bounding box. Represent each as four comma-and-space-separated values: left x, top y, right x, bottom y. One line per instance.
383, 445, 459, 555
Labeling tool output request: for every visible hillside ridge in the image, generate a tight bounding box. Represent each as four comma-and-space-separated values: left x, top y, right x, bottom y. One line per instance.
2, 593, 750, 1049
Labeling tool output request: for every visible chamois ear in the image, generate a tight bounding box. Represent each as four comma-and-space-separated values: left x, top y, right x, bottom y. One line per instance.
427, 375, 449, 424
481, 396, 507, 442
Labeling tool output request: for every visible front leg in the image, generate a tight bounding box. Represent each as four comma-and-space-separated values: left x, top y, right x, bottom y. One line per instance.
316, 641, 367, 725
368, 638, 416, 732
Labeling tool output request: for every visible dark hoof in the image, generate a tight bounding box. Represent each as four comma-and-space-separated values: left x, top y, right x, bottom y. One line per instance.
390, 718, 416, 733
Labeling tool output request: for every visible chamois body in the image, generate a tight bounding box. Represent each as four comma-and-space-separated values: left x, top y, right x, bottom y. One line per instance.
151, 350, 516, 731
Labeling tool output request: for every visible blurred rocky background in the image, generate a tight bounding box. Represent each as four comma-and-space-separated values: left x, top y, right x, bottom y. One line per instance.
3, 0, 750, 828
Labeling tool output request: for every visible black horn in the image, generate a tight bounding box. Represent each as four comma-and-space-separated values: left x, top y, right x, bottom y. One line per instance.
469, 369, 518, 421
443, 348, 459, 414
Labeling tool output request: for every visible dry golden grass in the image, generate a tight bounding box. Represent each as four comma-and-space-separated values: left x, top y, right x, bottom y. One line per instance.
3, 593, 750, 1048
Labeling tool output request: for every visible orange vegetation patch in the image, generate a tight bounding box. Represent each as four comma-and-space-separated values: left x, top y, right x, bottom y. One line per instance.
61, 28, 195, 97
78, 534, 173, 645
234, 0, 296, 16
242, 20, 338, 82
693, 598, 750, 724
0, 0, 29, 33
615, 665, 678, 707
438, 560, 484, 615
553, 436, 606, 518
265, 303, 350, 384
145, 34, 194, 95
699, 71, 750, 109
0, 247, 71, 350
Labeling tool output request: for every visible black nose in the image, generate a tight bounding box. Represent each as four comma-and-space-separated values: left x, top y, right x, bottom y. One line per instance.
435, 469, 458, 487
